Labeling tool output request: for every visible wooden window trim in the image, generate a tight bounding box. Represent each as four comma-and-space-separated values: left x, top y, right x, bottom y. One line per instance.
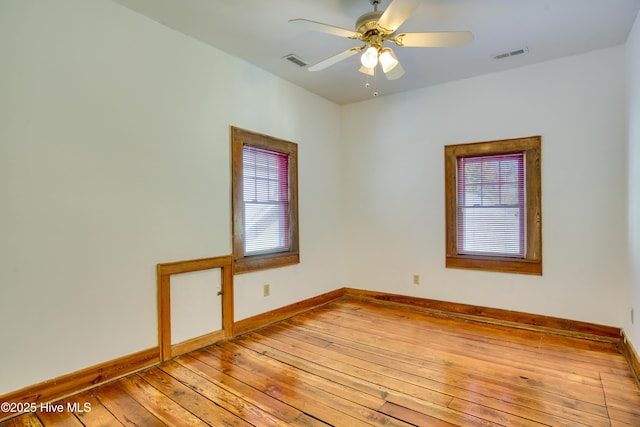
231, 126, 299, 274
445, 136, 542, 275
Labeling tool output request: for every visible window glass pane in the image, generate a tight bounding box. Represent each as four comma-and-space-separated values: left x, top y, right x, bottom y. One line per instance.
243, 145, 289, 255
482, 184, 500, 206
501, 183, 519, 204
256, 179, 269, 202
500, 159, 519, 182
457, 153, 524, 258
244, 203, 288, 254
243, 177, 255, 200
460, 207, 521, 255
482, 160, 500, 183
465, 162, 481, 183
464, 184, 481, 205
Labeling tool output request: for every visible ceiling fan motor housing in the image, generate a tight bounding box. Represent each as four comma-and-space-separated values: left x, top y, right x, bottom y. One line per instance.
355, 11, 384, 35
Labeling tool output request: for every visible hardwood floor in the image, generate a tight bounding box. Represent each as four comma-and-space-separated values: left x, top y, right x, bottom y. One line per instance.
3, 299, 640, 426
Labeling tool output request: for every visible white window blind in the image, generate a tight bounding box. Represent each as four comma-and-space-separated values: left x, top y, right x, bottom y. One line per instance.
457, 153, 525, 258
242, 145, 290, 255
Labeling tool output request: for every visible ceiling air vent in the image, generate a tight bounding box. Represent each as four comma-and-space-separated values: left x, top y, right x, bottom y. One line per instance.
283, 54, 308, 67
494, 47, 529, 60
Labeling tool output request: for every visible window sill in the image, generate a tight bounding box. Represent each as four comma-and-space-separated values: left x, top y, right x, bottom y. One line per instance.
234, 252, 300, 274
446, 255, 542, 276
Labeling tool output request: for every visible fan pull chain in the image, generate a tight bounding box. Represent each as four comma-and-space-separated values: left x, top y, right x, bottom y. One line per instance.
373, 67, 379, 97
364, 68, 379, 97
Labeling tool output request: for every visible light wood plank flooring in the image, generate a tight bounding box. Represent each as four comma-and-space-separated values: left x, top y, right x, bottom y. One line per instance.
3, 299, 640, 426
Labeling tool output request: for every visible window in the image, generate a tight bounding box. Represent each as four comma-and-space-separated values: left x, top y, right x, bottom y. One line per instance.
457, 153, 525, 257
231, 127, 299, 273
445, 136, 542, 275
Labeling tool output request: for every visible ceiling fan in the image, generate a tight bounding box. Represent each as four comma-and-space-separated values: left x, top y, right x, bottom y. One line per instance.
290, 0, 473, 81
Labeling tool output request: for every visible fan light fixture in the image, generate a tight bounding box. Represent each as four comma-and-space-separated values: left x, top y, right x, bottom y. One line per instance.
379, 48, 399, 72
290, 0, 475, 95
360, 46, 402, 75
360, 46, 379, 68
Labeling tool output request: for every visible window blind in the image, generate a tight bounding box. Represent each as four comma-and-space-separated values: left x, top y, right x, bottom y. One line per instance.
242, 145, 290, 255
457, 153, 525, 258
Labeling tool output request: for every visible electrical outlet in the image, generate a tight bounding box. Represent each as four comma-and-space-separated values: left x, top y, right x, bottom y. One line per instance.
413, 274, 420, 285
264, 284, 270, 297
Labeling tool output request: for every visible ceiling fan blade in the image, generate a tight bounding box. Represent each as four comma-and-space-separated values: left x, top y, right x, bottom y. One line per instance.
376, 0, 423, 33
394, 31, 474, 47
308, 47, 362, 72
289, 18, 360, 39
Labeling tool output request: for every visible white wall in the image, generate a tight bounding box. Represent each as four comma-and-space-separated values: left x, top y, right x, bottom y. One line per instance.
626, 12, 640, 353
341, 46, 628, 327
0, 0, 344, 395
0, 0, 634, 398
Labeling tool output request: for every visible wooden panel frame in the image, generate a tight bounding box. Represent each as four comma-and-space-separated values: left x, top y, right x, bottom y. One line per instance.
157, 255, 233, 361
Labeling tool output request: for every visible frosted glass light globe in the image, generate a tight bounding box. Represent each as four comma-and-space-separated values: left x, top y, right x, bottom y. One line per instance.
360, 46, 379, 68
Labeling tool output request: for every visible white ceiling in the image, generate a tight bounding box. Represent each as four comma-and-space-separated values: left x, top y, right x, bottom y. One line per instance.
112, 0, 640, 105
